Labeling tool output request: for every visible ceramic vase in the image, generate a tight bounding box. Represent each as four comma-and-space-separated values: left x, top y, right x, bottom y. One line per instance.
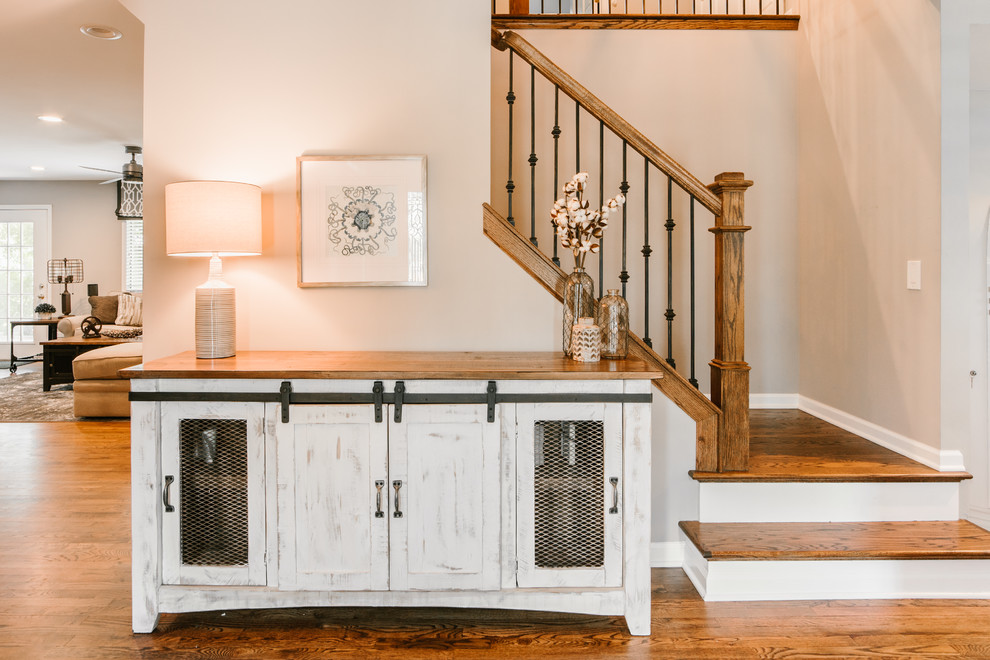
570, 317, 602, 363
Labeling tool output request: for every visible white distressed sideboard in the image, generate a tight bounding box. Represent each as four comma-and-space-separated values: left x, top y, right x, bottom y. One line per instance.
126, 352, 659, 635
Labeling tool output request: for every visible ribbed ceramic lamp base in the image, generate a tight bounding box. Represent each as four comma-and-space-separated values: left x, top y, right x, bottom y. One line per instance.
195, 284, 236, 359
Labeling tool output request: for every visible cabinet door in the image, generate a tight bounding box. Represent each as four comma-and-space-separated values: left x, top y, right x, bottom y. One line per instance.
389, 404, 500, 591
275, 405, 389, 591
516, 402, 622, 588
161, 401, 266, 586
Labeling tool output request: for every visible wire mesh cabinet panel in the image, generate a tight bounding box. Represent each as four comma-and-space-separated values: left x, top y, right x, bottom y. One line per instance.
161, 401, 267, 586
515, 402, 623, 588
274, 404, 389, 591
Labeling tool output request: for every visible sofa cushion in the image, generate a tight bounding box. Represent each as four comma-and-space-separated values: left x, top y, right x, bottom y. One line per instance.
115, 293, 143, 326
89, 295, 119, 324
73, 379, 132, 418
72, 342, 143, 381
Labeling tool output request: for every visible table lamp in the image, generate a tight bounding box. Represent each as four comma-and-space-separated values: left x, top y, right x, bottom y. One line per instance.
165, 181, 262, 359
48, 258, 84, 315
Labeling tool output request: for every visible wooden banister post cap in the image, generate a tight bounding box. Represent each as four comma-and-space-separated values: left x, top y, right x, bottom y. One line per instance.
708, 172, 754, 194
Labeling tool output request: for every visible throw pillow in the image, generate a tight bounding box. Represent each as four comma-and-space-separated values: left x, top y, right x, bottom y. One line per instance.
101, 327, 143, 339
89, 295, 119, 325
116, 293, 143, 326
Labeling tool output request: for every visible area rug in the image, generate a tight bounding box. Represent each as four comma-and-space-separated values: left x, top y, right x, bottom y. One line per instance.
0, 370, 77, 421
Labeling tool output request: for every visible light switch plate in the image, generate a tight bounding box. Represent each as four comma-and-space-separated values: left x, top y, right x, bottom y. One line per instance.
907, 260, 922, 290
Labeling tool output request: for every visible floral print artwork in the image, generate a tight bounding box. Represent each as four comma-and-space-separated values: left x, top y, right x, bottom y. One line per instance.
326, 185, 398, 256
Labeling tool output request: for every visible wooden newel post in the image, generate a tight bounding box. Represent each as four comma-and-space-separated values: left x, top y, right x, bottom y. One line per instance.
708, 172, 753, 472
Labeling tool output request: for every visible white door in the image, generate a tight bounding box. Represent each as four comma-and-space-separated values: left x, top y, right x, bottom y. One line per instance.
389, 404, 501, 591
0, 206, 51, 347
516, 402, 623, 588
161, 401, 267, 586
275, 404, 389, 591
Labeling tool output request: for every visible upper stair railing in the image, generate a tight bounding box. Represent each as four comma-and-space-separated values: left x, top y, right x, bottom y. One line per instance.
493, 0, 800, 30
489, 29, 753, 471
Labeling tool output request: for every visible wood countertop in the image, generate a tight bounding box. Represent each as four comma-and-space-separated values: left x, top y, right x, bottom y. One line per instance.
123, 351, 665, 381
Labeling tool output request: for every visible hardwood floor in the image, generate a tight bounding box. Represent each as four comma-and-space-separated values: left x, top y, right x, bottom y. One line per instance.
3, 421, 990, 658
691, 409, 972, 482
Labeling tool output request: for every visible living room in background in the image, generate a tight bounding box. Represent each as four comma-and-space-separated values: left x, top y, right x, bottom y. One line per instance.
0, 206, 52, 349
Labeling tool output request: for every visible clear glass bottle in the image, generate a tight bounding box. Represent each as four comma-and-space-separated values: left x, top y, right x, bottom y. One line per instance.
562, 268, 595, 356
599, 289, 628, 359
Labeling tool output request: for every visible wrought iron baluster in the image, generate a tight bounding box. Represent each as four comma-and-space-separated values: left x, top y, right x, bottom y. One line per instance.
598, 120, 604, 296
575, 104, 580, 172
689, 196, 698, 388
529, 65, 538, 247
551, 86, 561, 267
743, 0, 746, 14
642, 160, 652, 348
665, 176, 676, 369
619, 141, 629, 299
506, 50, 516, 227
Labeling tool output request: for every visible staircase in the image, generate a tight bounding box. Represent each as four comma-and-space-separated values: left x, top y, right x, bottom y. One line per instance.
486, 26, 990, 601
679, 410, 990, 600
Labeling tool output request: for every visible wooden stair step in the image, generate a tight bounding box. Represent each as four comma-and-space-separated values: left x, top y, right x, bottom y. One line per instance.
690, 410, 972, 483
679, 520, 990, 561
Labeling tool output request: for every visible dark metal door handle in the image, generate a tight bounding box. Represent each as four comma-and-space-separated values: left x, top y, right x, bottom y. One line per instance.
393, 480, 403, 518
163, 475, 175, 512
609, 477, 619, 514
375, 480, 385, 518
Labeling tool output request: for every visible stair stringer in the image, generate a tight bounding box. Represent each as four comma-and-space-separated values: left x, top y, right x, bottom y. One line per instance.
482, 202, 720, 468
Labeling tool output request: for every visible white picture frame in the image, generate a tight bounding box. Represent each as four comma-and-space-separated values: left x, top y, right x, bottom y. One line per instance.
297, 155, 427, 287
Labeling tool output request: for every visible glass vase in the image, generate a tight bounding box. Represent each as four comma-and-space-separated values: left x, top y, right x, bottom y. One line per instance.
599, 289, 629, 359
563, 267, 595, 356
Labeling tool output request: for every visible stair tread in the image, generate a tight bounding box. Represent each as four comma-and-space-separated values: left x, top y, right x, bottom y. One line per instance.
690, 410, 972, 483
679, 520, 990, 560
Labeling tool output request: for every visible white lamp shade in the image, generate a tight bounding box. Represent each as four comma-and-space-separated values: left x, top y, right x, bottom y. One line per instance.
165, 181, 262, 256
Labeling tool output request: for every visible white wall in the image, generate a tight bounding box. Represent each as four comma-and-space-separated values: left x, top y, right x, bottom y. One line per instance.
0, 180, 123, 312
942, 1, 990, 530
123, 0, 553, 363
797, 0, 942, 449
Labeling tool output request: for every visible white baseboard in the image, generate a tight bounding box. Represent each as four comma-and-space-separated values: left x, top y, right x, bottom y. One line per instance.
749, 393, 799, 409
650, 541, 684, 567
966, 506, 990, 532
682, 534, 990, 601
798, 396, 966, 472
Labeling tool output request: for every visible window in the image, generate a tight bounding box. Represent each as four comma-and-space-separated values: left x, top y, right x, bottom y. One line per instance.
123, 219, 143, 292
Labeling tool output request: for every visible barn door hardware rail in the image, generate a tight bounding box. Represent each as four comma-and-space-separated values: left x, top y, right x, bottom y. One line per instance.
131, 380, 651, 423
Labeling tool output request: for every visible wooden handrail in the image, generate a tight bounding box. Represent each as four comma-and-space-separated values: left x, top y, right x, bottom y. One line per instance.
493, 29, 722, 216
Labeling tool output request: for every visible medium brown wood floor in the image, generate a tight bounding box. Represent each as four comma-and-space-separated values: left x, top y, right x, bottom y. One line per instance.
3, 420, 990, 659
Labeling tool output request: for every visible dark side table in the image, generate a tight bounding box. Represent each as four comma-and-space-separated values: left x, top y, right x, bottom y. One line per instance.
40, 336, 139, 391
9, 319, 59, 373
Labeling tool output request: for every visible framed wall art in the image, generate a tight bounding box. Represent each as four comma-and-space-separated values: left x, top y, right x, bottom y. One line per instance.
297, 155, 427, 287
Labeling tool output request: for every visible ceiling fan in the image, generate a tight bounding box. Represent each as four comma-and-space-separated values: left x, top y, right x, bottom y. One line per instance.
80, 145, 143, 184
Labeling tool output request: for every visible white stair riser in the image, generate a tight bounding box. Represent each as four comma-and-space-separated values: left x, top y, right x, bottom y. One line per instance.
682, 538, 990, 601
699, 482, 959, 522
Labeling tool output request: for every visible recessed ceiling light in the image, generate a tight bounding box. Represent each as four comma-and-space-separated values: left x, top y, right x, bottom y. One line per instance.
37, 115, 63, 123
30, 166, 45, 172
80, 25, 122, 40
